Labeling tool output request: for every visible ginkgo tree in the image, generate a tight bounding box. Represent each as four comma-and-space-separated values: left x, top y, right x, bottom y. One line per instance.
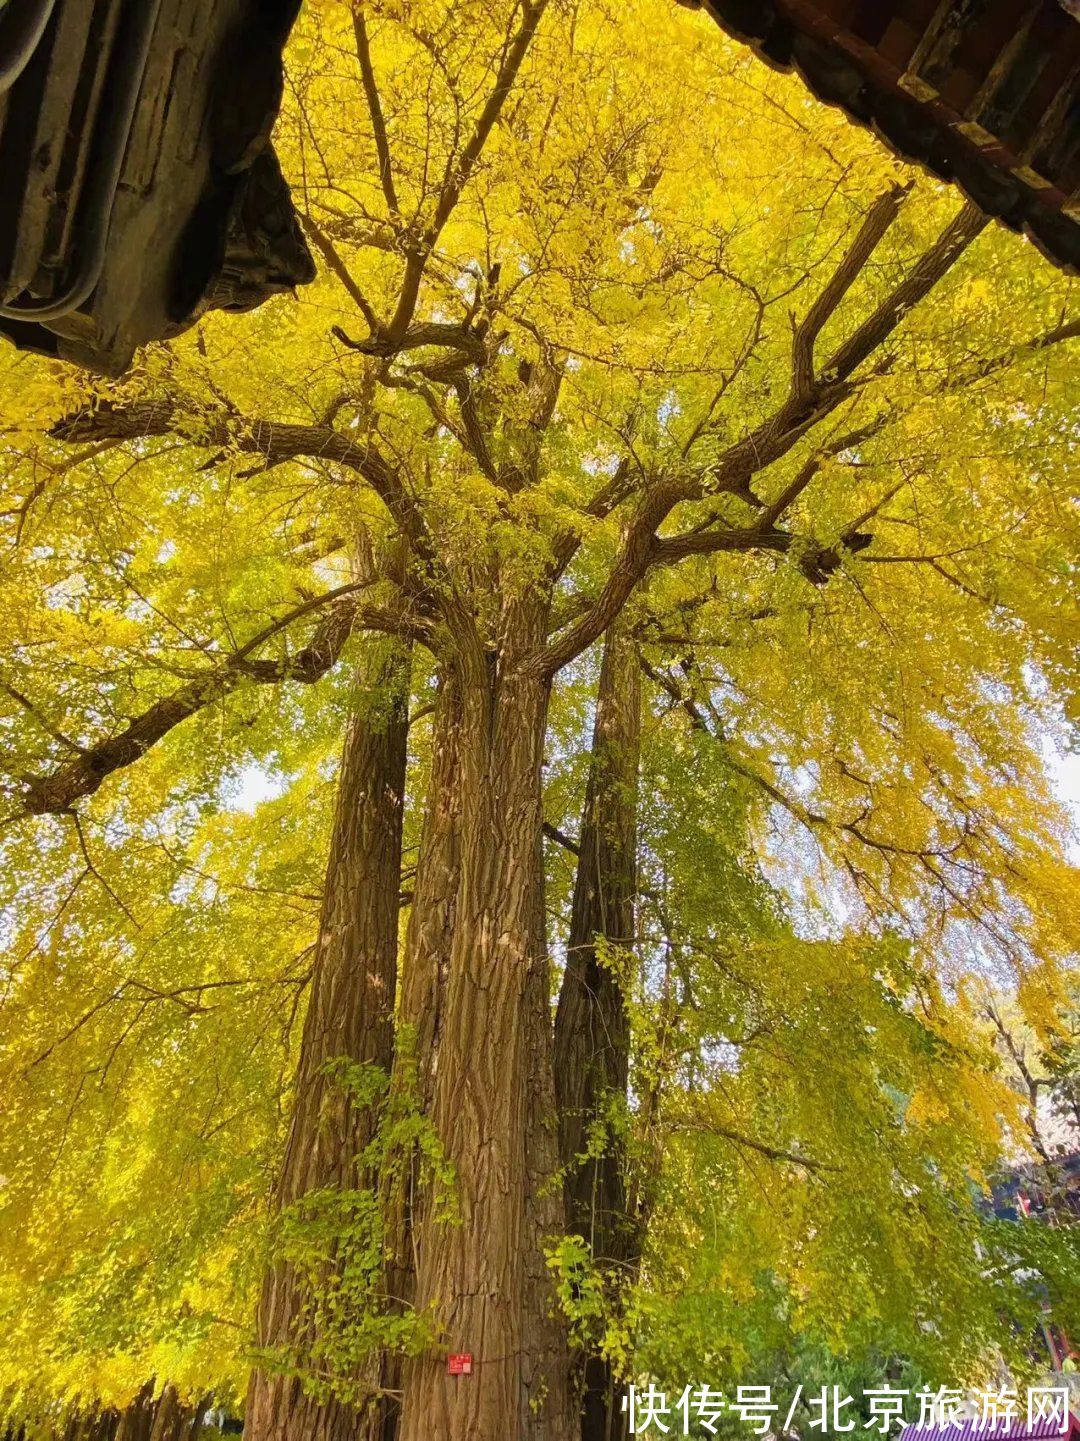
0, 0, 1078, 1439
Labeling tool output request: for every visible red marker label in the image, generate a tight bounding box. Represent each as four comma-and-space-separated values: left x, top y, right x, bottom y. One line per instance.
447, 1353, 473, 1376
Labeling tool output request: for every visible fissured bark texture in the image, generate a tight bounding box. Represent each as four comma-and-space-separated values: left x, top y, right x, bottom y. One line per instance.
245, 640, 409, 1441
398, 606, 573, 1441
554, 623, 641, 1441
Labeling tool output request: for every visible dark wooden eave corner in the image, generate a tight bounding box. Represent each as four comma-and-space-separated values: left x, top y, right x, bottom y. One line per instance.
684, 0, 1080, 273
0, 0, 315, 375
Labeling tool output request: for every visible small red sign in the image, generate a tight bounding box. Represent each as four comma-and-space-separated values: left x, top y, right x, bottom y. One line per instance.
447, 1353, 473, 1376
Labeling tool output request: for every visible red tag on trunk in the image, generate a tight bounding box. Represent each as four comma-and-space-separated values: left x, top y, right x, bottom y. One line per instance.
447, 1353, 473, 1376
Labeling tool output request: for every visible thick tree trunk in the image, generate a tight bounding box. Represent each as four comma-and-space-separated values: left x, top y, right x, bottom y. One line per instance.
398, 606, 573, 1441
114, 1385, 156, 1441
380, 671, 464, 1441
554, 624, 641, 1441
245, 638, 410, 1441
148, 1387, 181, 1441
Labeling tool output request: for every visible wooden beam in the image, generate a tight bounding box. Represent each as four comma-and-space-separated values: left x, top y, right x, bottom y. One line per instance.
961, 3, 1042, 142
903, 0, 991, 98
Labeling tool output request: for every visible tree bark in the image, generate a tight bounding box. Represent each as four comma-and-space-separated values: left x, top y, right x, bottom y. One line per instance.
245, 637, 410, 1441
148, 1387, 182, 1441
554, 623, 641, 1441
184, 1397, 211, 1441
379, 670, 464, 1441
114, 1385, 156, 1441
398, 672, 463, 1113
398, 602, 573, 1441
522, 824, 574, 1441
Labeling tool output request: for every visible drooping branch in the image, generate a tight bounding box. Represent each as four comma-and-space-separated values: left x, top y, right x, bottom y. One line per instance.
0, 677, 86, 756
18, 587, 414, 817
641, 658, 1021, 953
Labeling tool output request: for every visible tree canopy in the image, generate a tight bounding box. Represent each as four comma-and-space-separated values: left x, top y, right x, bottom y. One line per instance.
0, 0, 1077, 1436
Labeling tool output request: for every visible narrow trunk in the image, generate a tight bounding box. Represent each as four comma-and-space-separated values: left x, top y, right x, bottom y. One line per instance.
553, 624, 641, 1441
398, 607, 572, 1441
397, 671, 462, 1112
146, 1386, 203, 1441
245, 638, 410, 1441
522, 825, 574, 1440
184, 1397, 211, 1441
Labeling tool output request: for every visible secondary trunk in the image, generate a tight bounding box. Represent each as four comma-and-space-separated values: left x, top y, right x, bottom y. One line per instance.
245, 637, 410, 1441
553, 623, 641, 1441
397, 672, 462, 1113
522, 824, 575, 1441
398, 604, 573, 1441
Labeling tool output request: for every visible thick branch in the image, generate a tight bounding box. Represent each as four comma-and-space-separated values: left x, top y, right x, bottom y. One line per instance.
452, 374, 499, 480
539, 479, 683, 676
333, 319, 488, 366
353, 7, 400, 216
825, 201, 988, 385
51, 400, 438, 573
791, 185, 910, 398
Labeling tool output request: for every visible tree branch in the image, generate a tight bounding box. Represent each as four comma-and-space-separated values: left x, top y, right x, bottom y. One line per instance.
51, 400, 440, 576
301, 213, 381, 332
384, 0, 551, 342
824, 201, 988, 386
535, 199, 987, 677
791, 184, 910, 398
542, 818, 580, 855
18, 586, 415, 817
353, 6, 400, 216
